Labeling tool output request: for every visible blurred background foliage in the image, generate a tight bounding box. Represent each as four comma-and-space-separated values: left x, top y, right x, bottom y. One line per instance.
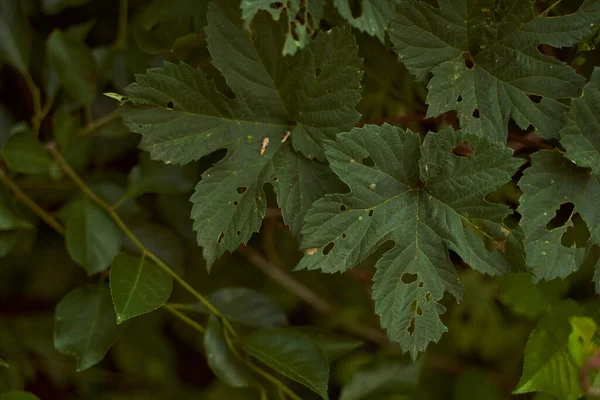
0, 0, 600, 399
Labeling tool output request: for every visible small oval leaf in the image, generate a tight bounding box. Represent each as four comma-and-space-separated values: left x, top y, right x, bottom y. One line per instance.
110, 252, 173, 323
241, 329, 329, 399
54, 282, 122, 371
204, 315, 256, 388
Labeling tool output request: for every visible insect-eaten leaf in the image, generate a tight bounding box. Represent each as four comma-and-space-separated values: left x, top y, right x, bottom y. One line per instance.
297, 124, 523, 359
117, 0, 361, 268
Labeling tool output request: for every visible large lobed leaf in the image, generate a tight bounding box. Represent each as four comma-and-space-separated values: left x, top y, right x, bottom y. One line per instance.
297, 124, 523, 358
118, 0, 361, 267
518, 69, 600, 288
390, 0, 600, 141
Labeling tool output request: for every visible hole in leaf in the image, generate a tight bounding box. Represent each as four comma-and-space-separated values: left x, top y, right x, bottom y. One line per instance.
237, 186, 248, 194
425, 292, 431, 301
295, 10, 306, 25
407, 317, 415, 335
368, 209, 374, 217
401, 273, 418, 284
273, 177, 279, 182
236, 230, 241, 236
362, 157, 375, 167
418, 281, 424, 288
323, 242, 335, 255
561, 213, 590, 248
315, 68, 322, 78
452, 141, 473, 157
457, 95, 463, 103
270, 2, 283, 9
166, 101, 174, 110
290, 22, 300, 41
341, 232, 347, 239
233, 201, 238, 206
472, 109, 480, 118
348, 0, 363, 18
217, 232, 224, 244
340, 204, 347, 212
529, 94, 542, 104
415, 306, 422, 316
546, 202, 574, 230
462, 52, 475, 69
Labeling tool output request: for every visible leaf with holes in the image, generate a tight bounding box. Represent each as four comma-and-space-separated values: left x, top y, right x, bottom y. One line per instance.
333, 0, 400, 42
297, 124, 523, 359
517, 150, 600, 287
389, 0, 600, 142
240, 0, 324, 56
117, 0, 360, 267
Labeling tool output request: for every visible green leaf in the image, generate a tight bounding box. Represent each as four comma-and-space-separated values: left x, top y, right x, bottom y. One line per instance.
42, 0, 92, 15
0, 196, 33, 231
109, 252, 173, 324
291, 327, 363, 362
339, 359, 420, 400
297, 124, 523, 358
241, 328, 330, 399
47, 29, 97, 105
126, 153, 200, 199
131, 0, 207, 54
54, 283, 122, 371
204, 315, 256, 388
499, 273, 570, 319
0, 0, 33, 73
0, 392, 40, 400
562, 68, 600, 174
0, 358, 8, 368
2, 130, 57, 176
119, 0, 360, 266
64, 197, 122, 275
517, 150, 600, 283
514, 301, 598, 400
390, 0, 600, 141
190, 287, 288, 329
240, 0, 324, 56
333, 0, 400, 42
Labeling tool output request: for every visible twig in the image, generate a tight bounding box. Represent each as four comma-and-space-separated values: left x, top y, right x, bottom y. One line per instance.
507, 131, 554, 151
237, 246, 391, 346
163, 304, 205, 334
0, 168, 66, 236
77, 112, 120, 136
46, 142, 237, 337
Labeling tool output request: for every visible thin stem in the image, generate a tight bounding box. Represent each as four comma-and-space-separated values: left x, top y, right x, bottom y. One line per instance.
163, 304, 205, 334
23, 73, 43, 136
245, 362, 302, 400
78, 112, 120, 136
0, 169, 66, 236
238, 246, 391, 347
116, 0, 129, 50
47, 143, 237, 338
